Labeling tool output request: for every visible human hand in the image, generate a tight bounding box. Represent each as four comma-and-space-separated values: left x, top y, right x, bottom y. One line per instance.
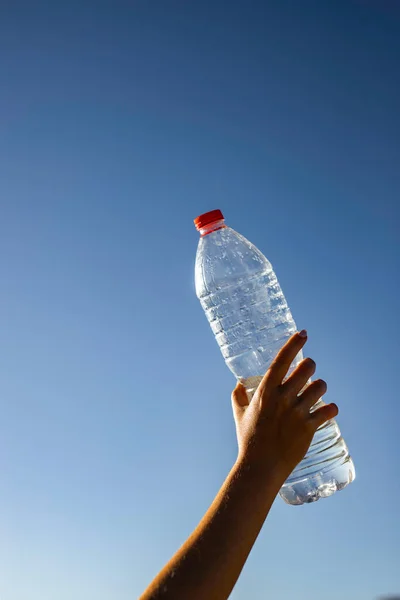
231, 330, 338, 483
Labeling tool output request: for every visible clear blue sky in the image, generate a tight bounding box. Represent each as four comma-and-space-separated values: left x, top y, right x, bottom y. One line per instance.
0, 2, 399, 599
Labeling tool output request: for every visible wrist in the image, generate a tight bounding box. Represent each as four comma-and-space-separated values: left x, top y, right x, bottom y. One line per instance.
233, 453, 287, 497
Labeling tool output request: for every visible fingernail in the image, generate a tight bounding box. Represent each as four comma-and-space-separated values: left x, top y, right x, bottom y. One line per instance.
298, 329, 308, 338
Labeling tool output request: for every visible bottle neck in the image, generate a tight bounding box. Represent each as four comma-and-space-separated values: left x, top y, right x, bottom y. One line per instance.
199, 219, 226, 237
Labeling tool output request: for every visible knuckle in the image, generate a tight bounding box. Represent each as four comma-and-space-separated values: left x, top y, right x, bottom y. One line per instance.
306, 419, 317, 433
293, 402, 305, 417
277, 388, 288, 404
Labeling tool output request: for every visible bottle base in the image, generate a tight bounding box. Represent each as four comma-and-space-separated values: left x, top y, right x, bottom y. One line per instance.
279, 456, 356, 505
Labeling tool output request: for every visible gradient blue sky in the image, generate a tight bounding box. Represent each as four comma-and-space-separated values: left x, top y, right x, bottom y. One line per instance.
1, 2, 399, 599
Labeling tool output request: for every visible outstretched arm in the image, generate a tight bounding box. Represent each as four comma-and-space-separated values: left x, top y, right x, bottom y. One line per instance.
140, 331, 338, 600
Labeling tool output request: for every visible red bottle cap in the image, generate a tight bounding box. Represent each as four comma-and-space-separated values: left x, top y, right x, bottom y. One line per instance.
194, 209, 224, 231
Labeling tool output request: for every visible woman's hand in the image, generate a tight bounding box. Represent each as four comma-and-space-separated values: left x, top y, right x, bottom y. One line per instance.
232, 330, 338, 481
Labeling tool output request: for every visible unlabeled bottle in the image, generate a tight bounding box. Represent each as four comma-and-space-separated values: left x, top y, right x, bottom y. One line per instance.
194, 209, 355, 505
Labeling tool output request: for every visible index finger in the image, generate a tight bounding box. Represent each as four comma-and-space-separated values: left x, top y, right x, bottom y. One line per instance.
261, 330, 308, 388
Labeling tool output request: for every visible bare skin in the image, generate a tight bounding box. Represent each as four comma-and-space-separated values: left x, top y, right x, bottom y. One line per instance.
140, 331, 338, 600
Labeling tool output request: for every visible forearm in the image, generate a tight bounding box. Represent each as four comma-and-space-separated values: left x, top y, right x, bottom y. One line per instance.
140, 458, 286, 600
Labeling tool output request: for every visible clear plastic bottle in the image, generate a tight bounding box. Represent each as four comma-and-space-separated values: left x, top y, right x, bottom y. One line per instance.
194, 209, 355, 505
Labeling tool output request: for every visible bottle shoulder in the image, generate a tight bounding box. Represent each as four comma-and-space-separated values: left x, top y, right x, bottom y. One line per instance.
195, 227, 272, 299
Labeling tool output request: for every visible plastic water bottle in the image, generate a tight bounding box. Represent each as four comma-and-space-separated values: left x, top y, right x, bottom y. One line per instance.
194, 209, 355, 505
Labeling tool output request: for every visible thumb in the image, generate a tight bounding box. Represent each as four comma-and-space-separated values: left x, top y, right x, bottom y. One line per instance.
231, 382, 249, 414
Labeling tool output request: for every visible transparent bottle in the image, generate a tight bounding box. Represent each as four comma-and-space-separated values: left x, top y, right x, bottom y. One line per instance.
194, 209, 355, 505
